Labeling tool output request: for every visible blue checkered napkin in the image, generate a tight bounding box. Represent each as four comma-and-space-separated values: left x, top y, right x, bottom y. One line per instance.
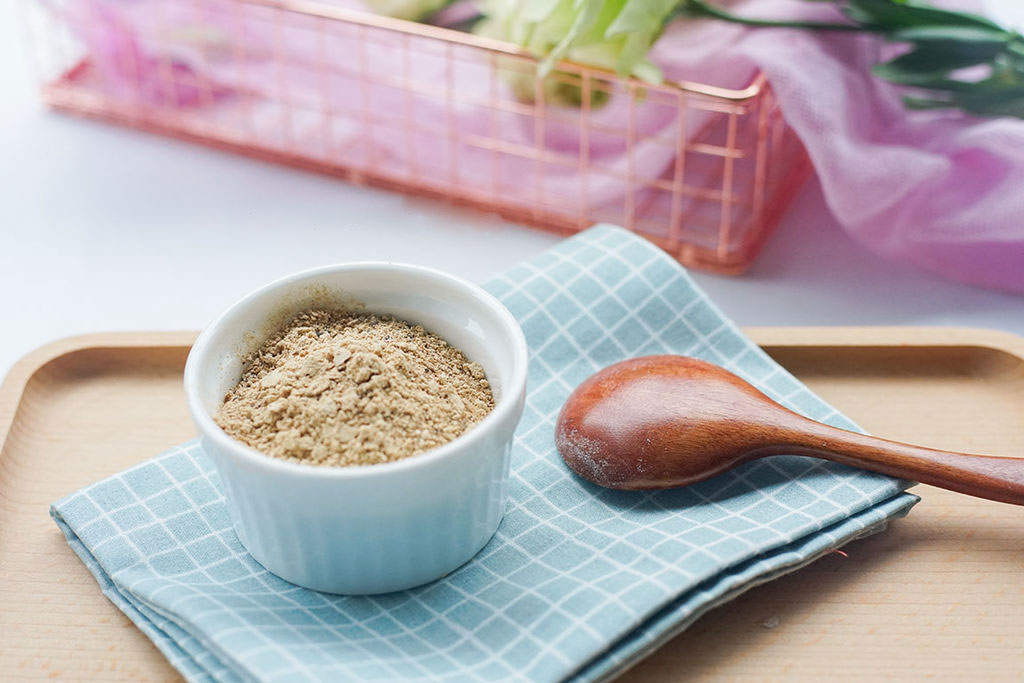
52, 225, 917, 682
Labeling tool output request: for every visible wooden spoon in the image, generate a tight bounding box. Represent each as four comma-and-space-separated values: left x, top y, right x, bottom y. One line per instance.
555, 355, 1024, 505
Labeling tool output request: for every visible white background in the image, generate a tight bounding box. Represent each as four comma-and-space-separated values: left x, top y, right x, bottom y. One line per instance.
3, 0, 1022, 380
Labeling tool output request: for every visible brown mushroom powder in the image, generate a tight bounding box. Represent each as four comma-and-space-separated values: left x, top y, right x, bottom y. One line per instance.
215, 309, 495, 467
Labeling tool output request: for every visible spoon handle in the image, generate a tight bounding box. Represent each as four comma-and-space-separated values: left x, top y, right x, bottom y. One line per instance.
780, 421, 1024, 505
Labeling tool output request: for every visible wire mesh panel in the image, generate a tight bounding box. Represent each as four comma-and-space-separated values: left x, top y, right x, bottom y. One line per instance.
27, 0, 811, 273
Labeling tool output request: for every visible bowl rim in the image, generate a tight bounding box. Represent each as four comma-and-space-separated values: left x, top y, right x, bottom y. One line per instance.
184, 261, 529, 480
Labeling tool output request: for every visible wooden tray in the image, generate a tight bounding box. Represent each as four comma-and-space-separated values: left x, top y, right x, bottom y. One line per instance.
2, 328, 1023, 681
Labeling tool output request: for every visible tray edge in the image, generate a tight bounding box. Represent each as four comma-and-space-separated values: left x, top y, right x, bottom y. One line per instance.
3, 326, 1022, 453
0, 331, 198, 448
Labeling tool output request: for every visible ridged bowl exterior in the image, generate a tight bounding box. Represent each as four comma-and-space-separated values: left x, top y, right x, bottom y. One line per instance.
185, 263, 528, 594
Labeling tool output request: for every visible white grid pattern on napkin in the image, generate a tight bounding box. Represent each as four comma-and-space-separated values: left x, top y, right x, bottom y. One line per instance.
52, 225, 916, 682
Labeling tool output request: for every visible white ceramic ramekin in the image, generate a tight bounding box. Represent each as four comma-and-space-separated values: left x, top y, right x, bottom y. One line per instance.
184, 263, 528, 595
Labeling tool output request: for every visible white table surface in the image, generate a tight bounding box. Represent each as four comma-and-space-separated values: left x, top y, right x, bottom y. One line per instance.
3, 1, 1022, 382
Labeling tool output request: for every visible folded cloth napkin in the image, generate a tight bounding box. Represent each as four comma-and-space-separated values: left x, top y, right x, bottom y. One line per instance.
52, 226, 917, 682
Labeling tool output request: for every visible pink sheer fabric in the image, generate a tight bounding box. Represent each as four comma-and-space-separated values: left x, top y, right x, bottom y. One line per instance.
59, 0, 720, 226
58, 0, 1024, 293
655, 0, 1024, 294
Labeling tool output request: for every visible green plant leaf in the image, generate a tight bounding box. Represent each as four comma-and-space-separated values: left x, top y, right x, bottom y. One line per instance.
874, 69, 988, 90
540, 0, 607, 75
888, 25, 1012, 45
606, 0, 679, 36
478, 0, 1024, 118
843, 0, 1002, 31
951, 89, 1024, 117
603, 0, 678, 80
873, 43, 1003, 82
902, 94, 956, 109
363, 0, 454, 21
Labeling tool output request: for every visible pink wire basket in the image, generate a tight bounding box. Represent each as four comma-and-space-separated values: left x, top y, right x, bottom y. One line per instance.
26, 0, 811, 273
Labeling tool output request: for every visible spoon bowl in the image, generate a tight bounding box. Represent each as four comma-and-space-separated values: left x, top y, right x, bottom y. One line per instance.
556, 355, 1024, 505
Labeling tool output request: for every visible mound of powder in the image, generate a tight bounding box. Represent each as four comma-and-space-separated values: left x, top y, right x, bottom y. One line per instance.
215, 309, 495, 467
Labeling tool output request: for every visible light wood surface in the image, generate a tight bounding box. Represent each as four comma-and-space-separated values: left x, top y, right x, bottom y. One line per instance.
1, 328, 1023, 681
